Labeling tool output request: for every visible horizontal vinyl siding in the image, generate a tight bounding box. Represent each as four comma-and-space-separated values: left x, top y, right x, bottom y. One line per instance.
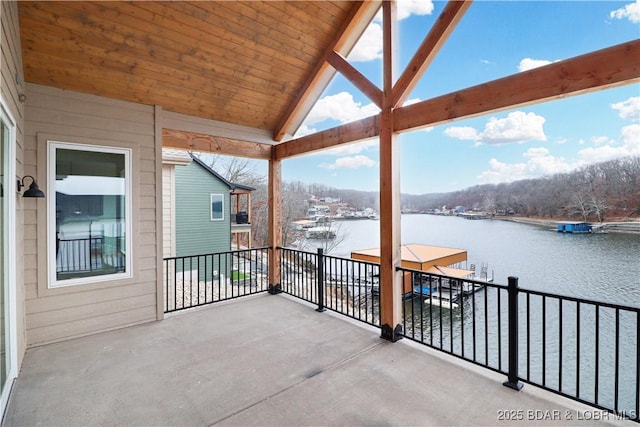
162, 165, 174, 258
175, 162, 230, 257
24, 83, 158, 346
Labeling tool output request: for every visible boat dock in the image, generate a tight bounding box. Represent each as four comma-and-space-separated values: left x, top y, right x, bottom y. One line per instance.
350, 244, 491, 308
556, 221, 593, 233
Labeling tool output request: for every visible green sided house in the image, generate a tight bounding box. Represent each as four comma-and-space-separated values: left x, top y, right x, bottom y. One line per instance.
162, 149, 255, 289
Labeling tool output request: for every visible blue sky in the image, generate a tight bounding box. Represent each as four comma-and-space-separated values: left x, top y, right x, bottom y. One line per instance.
277, 0, 640, 195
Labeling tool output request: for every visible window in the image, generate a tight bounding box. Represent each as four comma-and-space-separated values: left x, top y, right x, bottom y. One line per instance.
210, 194, 224, 221
48, 142, 132, 287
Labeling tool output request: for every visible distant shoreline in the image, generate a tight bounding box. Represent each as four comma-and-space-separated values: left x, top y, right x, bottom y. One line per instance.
499, 216, 640, 234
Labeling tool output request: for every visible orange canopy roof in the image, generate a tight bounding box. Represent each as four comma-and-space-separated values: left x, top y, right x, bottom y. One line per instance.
351, 243, 467, 271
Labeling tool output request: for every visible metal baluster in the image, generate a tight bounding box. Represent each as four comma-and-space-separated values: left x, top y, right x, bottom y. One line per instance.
559, 299, 563, 393
498, 287, 502, 371
543, 296, 547, 388
576, 302, 580, 398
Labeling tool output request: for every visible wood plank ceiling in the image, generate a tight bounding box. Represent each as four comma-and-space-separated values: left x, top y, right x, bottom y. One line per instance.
18, 1, 640, 154
18, 1, 373, 141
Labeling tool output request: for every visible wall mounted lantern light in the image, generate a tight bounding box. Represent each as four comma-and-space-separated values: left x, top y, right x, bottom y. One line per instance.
17, 175, 45, 198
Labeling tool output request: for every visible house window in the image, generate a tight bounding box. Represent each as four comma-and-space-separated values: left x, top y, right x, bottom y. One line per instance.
48, 142, 132, 287
210, 194, 224, 221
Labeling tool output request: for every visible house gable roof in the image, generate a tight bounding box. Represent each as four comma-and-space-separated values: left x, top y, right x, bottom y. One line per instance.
189, 153, 255, 192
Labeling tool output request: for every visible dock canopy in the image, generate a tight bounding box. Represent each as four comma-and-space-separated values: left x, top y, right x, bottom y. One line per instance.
424, 265, 475, 278
351, 243, 468, 271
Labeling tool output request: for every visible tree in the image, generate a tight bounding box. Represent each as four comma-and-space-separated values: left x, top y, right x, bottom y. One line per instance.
298, 221, 349, 255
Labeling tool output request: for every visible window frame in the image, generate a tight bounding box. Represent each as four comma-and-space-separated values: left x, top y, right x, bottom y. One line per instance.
47, 141, 133, 288
0, 98, 18, 413
210, 193, 224, 221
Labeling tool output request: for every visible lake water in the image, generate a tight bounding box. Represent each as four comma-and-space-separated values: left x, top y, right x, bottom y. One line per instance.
315, 214, 639, 413
326, 214, 640, 307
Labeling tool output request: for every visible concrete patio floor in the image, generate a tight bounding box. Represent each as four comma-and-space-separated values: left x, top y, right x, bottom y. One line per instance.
3, 294, 632, 426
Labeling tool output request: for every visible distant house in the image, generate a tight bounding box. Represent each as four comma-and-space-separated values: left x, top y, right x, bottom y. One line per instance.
307, 205, 331, 220
162, 150, 254, 259
556, 221, 592, 233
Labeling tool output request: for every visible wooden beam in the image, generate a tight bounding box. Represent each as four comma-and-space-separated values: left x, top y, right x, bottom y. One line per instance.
395, 39, 640, 132
379, 0, 402, 342
162, 128, 272, 160
273, 116, 379, 159
327, 50, 383, 108
392, 0, 472, 107
268, 158, 282, 291
274, 39, 640, 159
272, 1, 381, 142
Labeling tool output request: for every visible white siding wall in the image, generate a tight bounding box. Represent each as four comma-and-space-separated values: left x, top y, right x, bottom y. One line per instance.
1, 0, 26, 367
24, 83, 159, 346
162, 164, 175, 258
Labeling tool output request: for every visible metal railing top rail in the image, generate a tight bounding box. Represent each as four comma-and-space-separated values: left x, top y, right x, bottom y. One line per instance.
397, 264, 640, 313
163, 246, 271, 262
396, 264, 506, 289
520, 287, 640, 313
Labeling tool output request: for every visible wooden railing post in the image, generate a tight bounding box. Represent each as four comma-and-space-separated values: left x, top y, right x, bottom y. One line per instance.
268, 157, 282, 294
378, 0, 403, 342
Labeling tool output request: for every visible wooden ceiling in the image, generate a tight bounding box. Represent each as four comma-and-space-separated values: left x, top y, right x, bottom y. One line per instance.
17, 1, 640, 155
18, 1, 379, 141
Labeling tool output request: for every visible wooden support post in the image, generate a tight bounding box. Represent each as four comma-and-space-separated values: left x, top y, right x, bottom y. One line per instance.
379, 0, 402, 342
268, 157, 282, 294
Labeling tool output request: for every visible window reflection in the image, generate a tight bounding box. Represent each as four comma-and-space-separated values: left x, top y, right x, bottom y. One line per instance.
54, 147, 128, 282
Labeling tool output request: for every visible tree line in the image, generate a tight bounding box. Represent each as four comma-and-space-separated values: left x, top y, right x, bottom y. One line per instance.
198, 154, 639, 247
404, 156, 640, 221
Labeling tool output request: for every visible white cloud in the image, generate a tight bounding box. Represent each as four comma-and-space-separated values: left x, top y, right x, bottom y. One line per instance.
478, 150, 573, 184
402, 97, 422, 106
348, 23, 384, 62
621, 123, 640, 146
320, 155, 377, 170
477, 159, 529, 184
611, 96, 640, 121
350, 0, 434, 62
610, 0, 640, 23
522, 147, 550, 158
480, 112, 547, 144
321, 139, 379, 156
302, 91, 380, 128
591, 136, 615, 146
396, 0, 435, 20
445, 111, 547, 145
523, 148, 574, 176
295, 124, 317, 138
444, 126, 478, 140
477, 124, 640, 185
518, 58, 560, 72
578, 124, 640, 163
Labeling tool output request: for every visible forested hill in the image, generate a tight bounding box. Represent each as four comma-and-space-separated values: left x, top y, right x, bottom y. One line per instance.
401, 156, 640, 221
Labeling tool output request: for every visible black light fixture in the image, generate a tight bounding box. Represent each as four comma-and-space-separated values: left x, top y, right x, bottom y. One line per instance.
17, 175, 45, 198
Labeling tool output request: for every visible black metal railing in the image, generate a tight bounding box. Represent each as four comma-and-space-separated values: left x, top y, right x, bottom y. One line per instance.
399, 266, 639, 423
517, 287, 639, 422
400, 267, 507, 373
56, 236, 125, 273
163, 247, 270, 313
279, 247, 381, 328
